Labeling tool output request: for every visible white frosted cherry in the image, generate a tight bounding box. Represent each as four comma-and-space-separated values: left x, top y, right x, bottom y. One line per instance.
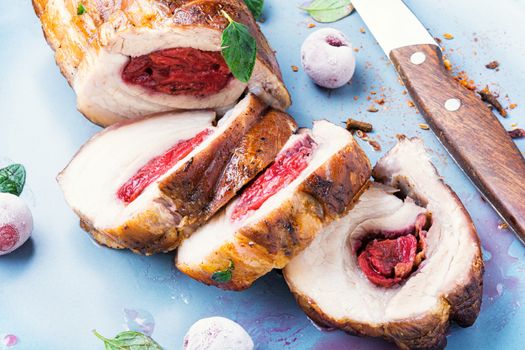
301, 28, 356, 89
183, 317, 254, 350
0, 193, 33, 255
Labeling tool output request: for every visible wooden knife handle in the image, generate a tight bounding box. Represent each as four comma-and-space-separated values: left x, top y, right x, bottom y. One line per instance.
390, 44, 525, 240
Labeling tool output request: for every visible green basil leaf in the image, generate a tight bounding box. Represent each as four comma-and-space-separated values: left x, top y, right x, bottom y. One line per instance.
300, 0, 354, 23
244, 0, 264, 19
0, 164, 26, 196
211, 260, 234, 283
77, 3, 86, 15
93, 330, 163, 350
221, 11, 257, 83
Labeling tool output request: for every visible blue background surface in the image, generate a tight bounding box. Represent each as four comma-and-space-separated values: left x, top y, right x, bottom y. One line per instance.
1, 0, 524, 349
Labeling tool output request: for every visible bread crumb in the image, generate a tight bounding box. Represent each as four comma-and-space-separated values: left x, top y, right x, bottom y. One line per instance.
291, 65, 299, 72
443, 33, 454, 40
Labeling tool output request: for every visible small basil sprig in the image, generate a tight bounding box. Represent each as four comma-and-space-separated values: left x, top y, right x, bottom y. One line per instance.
77, 3, 86, 15
93, 330, 163, 350
221, 11, 257, 83
0, 164, 26, 196
244, 0, 264, 19
300, 0, 354, 23
211, 260, 234, 283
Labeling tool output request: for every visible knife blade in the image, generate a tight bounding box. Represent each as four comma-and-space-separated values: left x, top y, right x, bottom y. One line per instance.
352, 0, 525, 241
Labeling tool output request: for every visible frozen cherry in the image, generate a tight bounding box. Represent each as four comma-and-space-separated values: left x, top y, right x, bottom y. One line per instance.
0, 193, 33, 255
301, 28, 356, 89
183, 317, 254, 350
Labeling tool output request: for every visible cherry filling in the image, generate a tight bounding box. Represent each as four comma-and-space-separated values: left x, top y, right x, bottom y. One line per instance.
230, 134, 318, 221
0, 225, 19, 252
121, 48, 232, 96
326, 35, 345, 47
357, 213, 430, 288
117, 129, 212, 204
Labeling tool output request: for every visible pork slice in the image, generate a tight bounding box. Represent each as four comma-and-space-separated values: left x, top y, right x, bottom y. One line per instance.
58, 94, 296, 254
176, 120, 371, 290
33, 0, 291, 126
284, 137, 483, 350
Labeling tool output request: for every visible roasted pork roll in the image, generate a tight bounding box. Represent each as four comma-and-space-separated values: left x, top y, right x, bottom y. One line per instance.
284, 137, 484, 350
58, 94, 296, 254
176, 120, 371, 290
33, 0, 291, 126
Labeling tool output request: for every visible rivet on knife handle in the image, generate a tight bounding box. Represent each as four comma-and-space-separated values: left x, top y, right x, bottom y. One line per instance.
390, 44, 525, 240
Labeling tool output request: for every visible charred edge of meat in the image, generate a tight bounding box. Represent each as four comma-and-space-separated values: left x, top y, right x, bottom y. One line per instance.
238, 143, 372, 257
207, 110, 297, 213
194, 180, 372, 292
300, 143, 372, 218
439, 185, 484, 327
80, 218, 126, 250
289, 286, 452, 350
158, 109, 295, 223
82, 203, 186, 255
157, 98, 268, 218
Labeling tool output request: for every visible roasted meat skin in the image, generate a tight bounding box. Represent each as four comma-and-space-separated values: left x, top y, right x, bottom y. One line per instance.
284, 137, 483, 350
33, 0, 291, 126
158, 109, 295, 223
59, 95, 296, 255
176, 122, 372, 290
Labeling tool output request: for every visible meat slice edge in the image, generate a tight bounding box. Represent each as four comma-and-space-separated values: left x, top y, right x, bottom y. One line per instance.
176, 120, 371, 290
33, 0, 291, 126
283, 137, 483, 350
59, 94, 296, 254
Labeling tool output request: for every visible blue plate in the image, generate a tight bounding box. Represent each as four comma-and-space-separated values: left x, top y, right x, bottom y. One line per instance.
1, 1, 524, 349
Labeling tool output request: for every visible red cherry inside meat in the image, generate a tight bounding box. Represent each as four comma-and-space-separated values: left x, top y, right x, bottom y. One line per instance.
122, 48, 232, 96
117, 129, 212, 204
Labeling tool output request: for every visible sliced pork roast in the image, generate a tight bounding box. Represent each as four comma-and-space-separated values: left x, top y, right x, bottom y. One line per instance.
284, 137, 483, 350
33, 0, 291, 126
58, 94, 296, 254
176, 120, 371, 290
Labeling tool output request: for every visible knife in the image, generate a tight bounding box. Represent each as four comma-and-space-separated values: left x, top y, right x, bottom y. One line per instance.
351, 0, 525, 241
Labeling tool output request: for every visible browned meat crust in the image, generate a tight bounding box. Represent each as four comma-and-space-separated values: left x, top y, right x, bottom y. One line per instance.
290, 254, 483, 350
75, 95, 296, 255
176, 138, 372, 290
32, 0, 290, 110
